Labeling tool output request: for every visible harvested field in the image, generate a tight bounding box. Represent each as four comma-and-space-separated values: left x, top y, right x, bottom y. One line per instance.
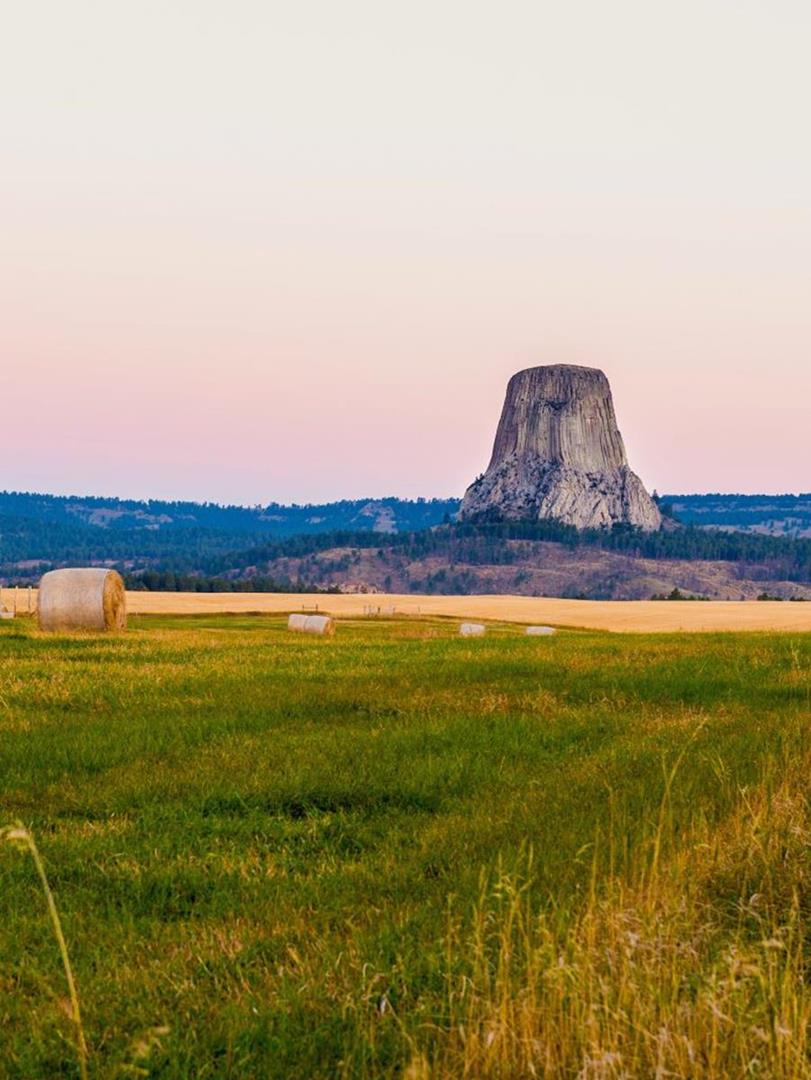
124, 591, 811, 632
5, 588, 808, 632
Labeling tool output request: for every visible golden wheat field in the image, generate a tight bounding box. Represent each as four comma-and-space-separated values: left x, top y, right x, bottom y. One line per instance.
132, 591, 811, 632
5, 588, 808, 633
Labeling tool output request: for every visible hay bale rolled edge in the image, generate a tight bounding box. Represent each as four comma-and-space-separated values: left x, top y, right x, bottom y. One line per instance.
38, 568, 127, 632
303, 614, 335, 636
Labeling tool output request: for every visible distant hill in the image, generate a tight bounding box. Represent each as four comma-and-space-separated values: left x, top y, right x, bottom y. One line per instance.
150, 519, 807, 600
662, 493, 811, 537
221, 522, 811, 601
0, 491, 458, 537
2, 489, 808, 546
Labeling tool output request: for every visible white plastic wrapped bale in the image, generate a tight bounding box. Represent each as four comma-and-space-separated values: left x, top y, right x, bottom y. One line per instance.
459, 622, 486, 637
287, 613, 309, 632
526, 625, 557, 636
38, 568, 127, 631
303, 614, 335, 636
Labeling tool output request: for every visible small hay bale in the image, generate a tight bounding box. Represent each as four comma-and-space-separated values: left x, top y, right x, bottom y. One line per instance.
526, 625, 556, 636
459, 622, 486, 637
287, 613, 309, 632
303, 614, 335, 636
38, 568, 127, 632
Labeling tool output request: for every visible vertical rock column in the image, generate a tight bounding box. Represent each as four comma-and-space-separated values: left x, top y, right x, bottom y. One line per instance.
460, 365, 661, 531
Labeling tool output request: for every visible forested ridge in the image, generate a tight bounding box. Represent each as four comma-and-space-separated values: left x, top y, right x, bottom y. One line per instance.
2, 490, 809, 589
209, 521, 811, 584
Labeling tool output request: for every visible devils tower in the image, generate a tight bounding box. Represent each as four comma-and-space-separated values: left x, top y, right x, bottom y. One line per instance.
460, 365, 662, 531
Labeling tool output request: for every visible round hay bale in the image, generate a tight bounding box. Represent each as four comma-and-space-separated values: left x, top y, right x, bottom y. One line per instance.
459, 622, 486, 637
287, 613, 309, 632
38, 569, 127, 632
303, 614, 335, 636
526, 625, 556, 636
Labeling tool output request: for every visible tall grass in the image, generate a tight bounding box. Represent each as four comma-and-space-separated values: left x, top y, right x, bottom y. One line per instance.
416, 761, 811, 1078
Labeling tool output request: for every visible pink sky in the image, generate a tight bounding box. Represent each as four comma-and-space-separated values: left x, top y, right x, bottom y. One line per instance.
2, 1, 809, 504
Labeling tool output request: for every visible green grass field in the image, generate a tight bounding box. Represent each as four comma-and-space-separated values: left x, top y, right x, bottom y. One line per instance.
1, 614, 810, 1078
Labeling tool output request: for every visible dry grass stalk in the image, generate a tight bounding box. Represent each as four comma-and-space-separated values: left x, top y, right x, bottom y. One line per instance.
1, 823, 88, 1080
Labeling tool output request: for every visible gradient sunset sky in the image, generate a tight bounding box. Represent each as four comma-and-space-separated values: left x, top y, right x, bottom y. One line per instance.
3, 1, 809, 504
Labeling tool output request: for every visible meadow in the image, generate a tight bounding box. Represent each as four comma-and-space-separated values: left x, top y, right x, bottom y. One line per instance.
1, 613, 810, 1077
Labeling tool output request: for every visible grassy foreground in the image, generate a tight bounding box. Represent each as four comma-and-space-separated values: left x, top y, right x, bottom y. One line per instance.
0, 614, 809, 1078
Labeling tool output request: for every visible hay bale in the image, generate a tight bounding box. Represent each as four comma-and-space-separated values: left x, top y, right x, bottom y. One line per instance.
526, 625, 556, 636
459, 622, 486, 637
38, 569, 127, 632
288, 613, 334, 634
303, 614, 335, 636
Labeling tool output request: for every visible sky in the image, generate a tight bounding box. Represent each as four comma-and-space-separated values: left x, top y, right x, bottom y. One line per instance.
2, 0, 809, 505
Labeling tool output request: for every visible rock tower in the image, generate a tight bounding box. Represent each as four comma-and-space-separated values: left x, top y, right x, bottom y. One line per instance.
460, 365, 661, 531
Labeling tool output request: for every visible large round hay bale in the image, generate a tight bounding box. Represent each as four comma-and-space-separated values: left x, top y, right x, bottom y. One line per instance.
459, 622, 486, 637
287, 613, 309, 632
303, 614, 335, 636
526, 625, 556, 636
38, 569, 127, 632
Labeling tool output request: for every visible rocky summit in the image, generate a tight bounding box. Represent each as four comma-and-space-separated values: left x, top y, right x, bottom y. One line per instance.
460, 364, 662, 531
